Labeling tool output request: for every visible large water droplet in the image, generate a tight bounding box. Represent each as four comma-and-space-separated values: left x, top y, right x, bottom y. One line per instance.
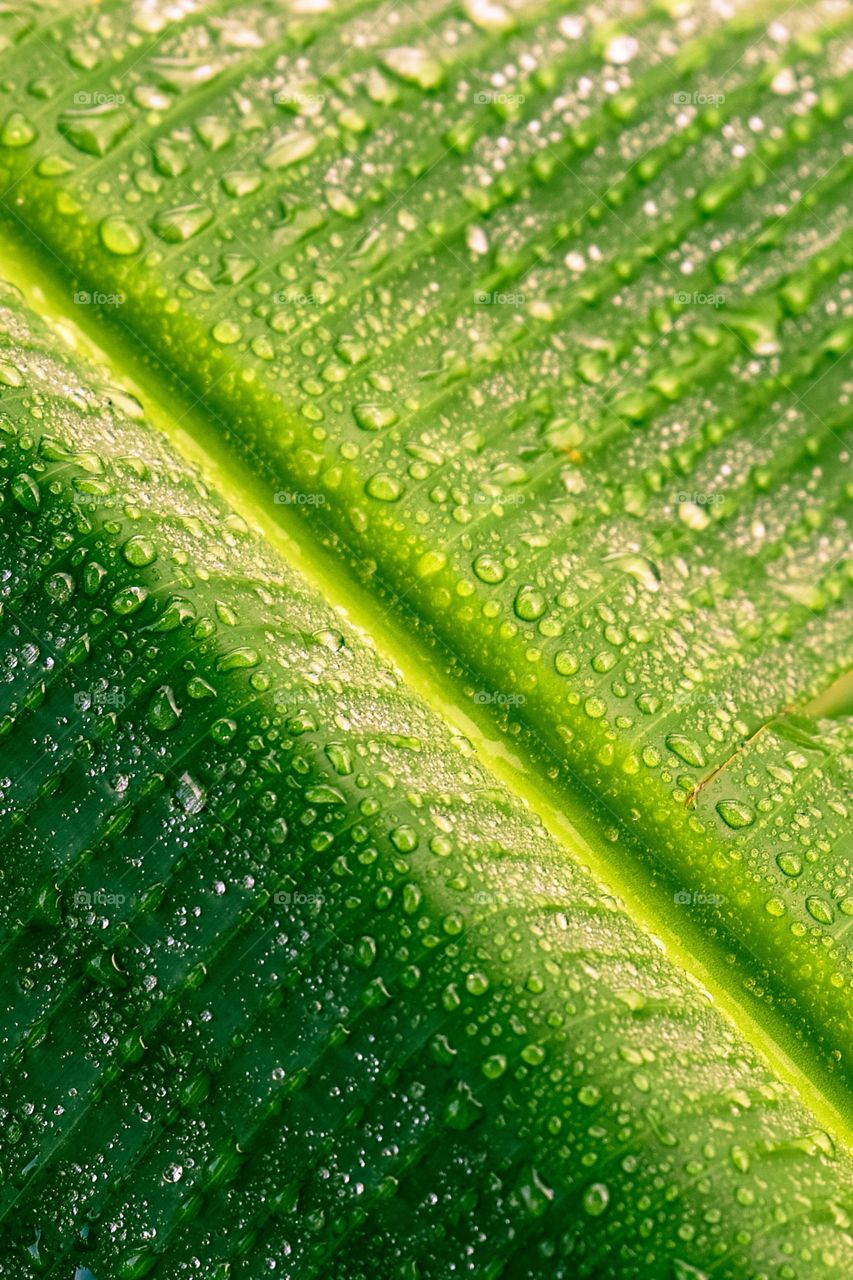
262, 131, 318, 171
514, 585, 546, 621
582, 1182, 609, 1216
665, 734, 705, 768
152, 203, 213, 243
148, 686, 181, 731
365, 473, 404, 502
716, 799, 755, 829
381, 47, 445, 90
122, 535, 157, 567
100, 216, 143, 256
58, 103, 131, 156
353, 404, 398, 431
805, 896, 834, 925
12, 473, 40, 511
0, 111, 37, 147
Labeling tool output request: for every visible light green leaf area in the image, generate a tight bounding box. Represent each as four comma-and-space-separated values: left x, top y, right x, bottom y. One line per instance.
0, 0, 849, 1275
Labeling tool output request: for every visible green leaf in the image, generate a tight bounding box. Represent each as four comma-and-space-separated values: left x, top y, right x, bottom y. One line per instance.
0, 0, 850, 1275
0, 276, 850, 1280
3, 0, 849, 1092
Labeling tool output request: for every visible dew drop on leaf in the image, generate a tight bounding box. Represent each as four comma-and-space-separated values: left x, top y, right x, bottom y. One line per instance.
716, 799, 755, 829
99, 217, 143, 256
148, 686, 181, 731
582, 1182, 609, 1216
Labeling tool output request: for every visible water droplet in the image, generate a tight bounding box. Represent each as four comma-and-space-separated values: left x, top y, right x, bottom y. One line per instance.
148, 686, 181, 731
473, 554, 505, 584
46, 572, 74, 603
11, 473, 40, 511
805, 896, 834, 925
514, 585, 546, 621
40, 154, 76, 178
603, 551, 660, 592
554, 651, 580, 676
417, 550, 447, 577
715, 799, 755, 829
355, 935, 377, 967
100, 217, 143, 256
111, 585, 148, 615
776, 851, 802, 877
325, 742, 353, 775
187, 676, 217, 699
465, 971, 489, 996
517, 1165, 554, 1217
221, 170, 262, 198
210, 718, 237, 744
578, 1084, 601, 1106
326, 186, 361, 219
678, 501, 711, 532
58, 103, 131, 156
665, 734, 705, 768
0, 111, 37, 147
84, 562, 106, 595
353, 404, 398, 431
195, 115, 231, 151
402, 883, 422, 914
444, 1080, 484, 1130
582, 1182, 609, 1216
216, 647, 260, 672
673, 1261, 710, 1280
212, 320, 242, 345
122, 535, 157, 567
366, 472, 404, 502
381, 47, 445, 90
263, 131, 318, 171
152, 204, 213, 243
390, 825, 418, 853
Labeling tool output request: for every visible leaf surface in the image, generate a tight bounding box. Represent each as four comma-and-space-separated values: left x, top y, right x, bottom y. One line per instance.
2, 0, 849, 1086
0, 279, 850, 1279
0, 0, 849, 1274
